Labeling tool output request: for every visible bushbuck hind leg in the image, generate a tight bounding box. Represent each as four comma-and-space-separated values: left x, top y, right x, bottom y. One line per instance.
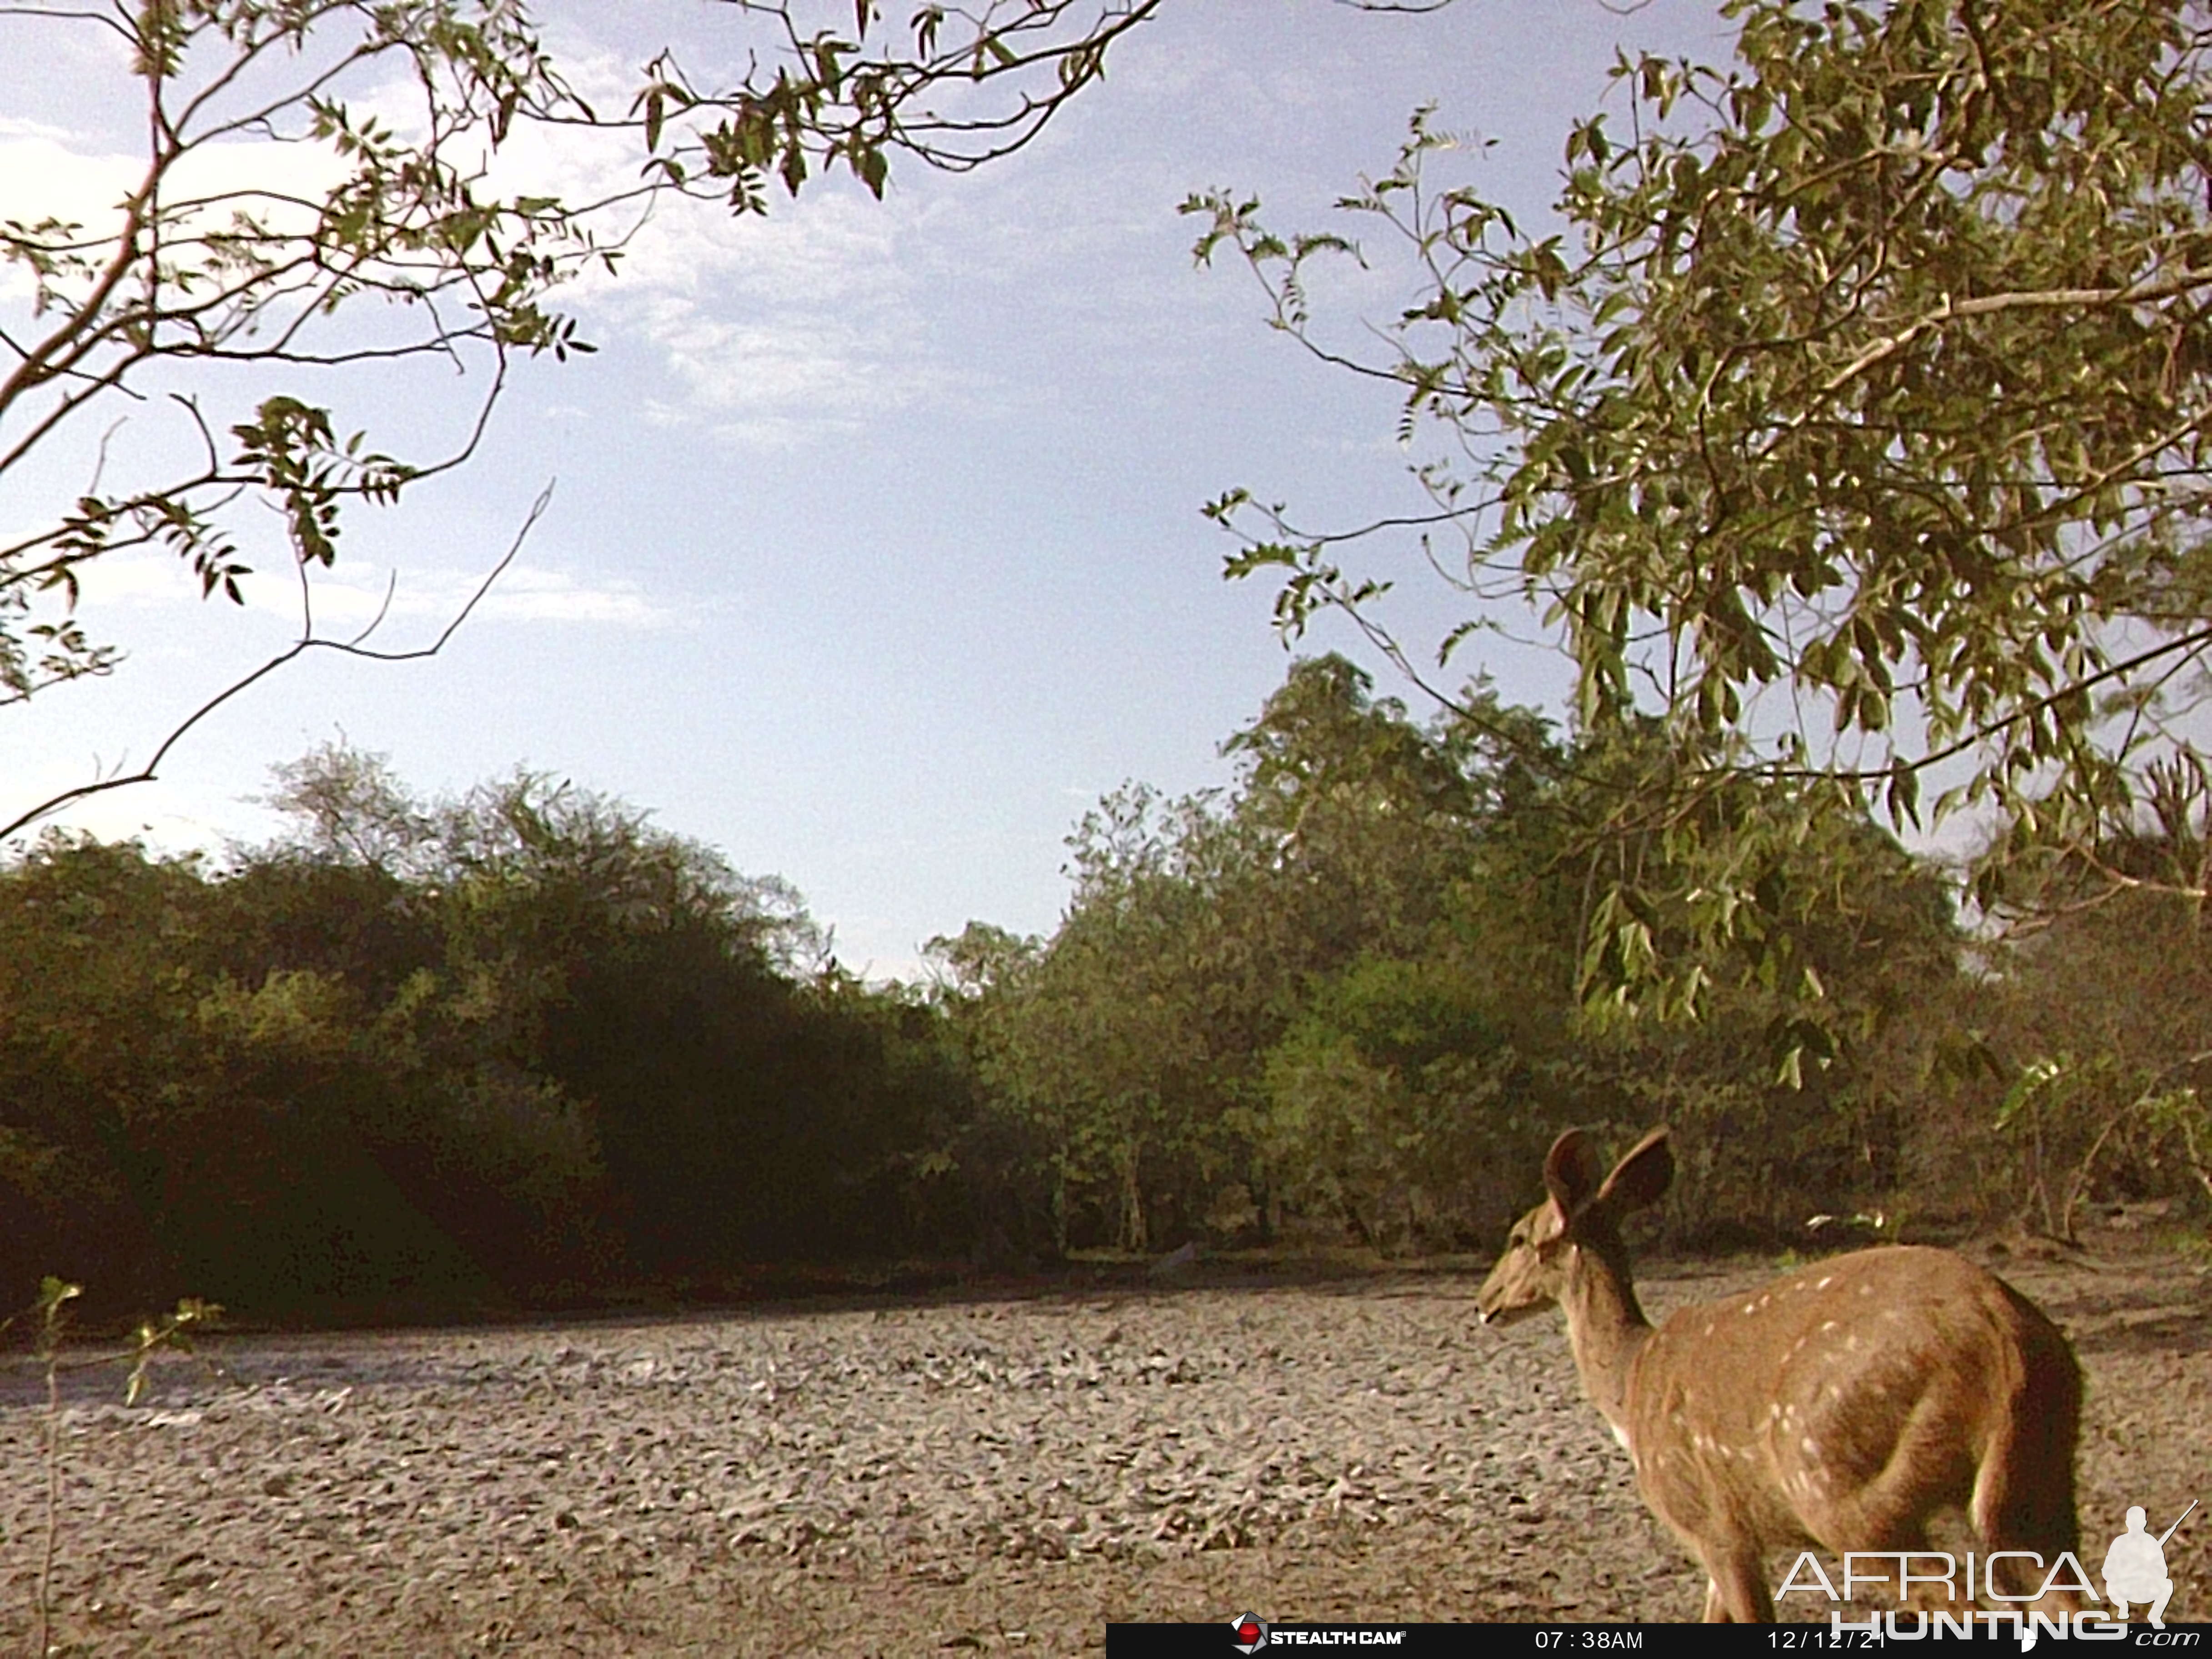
1700, 1548, 1775, 1622
1979, 1474, 2086, 1613
1810, 1442, 1975, 1610
1848, 1520, 1953, 1614
1975, 1304, 2085, 1614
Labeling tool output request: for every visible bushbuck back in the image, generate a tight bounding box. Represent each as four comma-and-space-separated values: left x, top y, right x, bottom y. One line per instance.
1476, 1125, 2083, 1621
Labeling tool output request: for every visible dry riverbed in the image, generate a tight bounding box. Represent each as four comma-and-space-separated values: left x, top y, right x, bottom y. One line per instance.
1, 1245, 2204, 1654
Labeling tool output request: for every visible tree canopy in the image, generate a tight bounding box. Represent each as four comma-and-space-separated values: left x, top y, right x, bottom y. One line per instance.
929, 655, 1971, 1256
0, 745, 973, 1310
28, 0, 2201, 1016
1, 0, 1161, 837
1193, 0, 2212, 1011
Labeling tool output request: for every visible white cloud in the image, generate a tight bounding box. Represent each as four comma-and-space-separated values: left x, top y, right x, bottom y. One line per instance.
448, 29, 986, 452
0, 112, 91, 148
575, 184, 963, 449
70, 545, 675, 633
0, 122, 138, 302
0, 114, 347, 279
321, 562, 675, 631
0, 20, 970, 457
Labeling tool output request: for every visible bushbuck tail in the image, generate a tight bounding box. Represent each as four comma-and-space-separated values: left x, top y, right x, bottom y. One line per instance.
1476, 1125, 2083, 1622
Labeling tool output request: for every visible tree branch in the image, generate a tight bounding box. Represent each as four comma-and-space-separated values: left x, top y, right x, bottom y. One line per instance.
2, 483, 553, 844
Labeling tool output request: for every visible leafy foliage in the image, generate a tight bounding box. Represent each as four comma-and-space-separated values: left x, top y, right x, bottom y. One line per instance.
1, 672, 2206, 1309
3, 0, 1166, 836
0, 2, 606, 725
0, 749, 975, 1313
1192, 0, 2212, 1013
1932, 869, 2212, 1242
935, 657, 1976, 1255
635, 2, 1161, 208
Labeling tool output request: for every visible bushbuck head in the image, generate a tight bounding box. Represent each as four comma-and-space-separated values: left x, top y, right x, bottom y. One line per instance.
1476, 1125, 1674, 1327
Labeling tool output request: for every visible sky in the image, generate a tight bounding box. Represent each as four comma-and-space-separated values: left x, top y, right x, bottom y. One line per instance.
1, 0, 1732, 980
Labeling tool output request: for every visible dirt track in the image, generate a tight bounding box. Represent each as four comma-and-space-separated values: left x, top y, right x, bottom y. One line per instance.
1, 1246, 2204, 1653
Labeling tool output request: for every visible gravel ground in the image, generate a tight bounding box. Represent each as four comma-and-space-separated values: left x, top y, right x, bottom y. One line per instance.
0, 1243, 2203, 1654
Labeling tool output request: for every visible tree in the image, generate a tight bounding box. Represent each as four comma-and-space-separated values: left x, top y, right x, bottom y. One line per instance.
1926, 824, 2212, 1240
0, 0, 614, 835
633, 2, 1161, 207
945, 785, 1251, 1253
0, 741, 999, 1311
1192, 0, 2212, 1015
1229, 666, 1961, 1247
935, 658, 1967, 1255
3, 0, 1166, 839
961, 663, 1503, 1255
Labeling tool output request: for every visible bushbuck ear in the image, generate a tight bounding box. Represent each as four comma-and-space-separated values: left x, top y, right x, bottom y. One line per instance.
1542, 1129, 1605, 1219
1596, 1125, 1674, 1215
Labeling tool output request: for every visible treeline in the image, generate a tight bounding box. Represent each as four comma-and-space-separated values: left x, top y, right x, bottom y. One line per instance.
0, 750, 972, 1315
4, 662, 2207, 1317
930, 658, 2212, 1259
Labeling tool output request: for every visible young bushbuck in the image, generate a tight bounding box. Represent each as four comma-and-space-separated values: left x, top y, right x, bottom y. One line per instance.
1477, 1126, 2084, 1622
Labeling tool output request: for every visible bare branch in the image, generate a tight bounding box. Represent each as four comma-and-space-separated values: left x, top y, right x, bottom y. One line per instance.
1, 483, 554, 844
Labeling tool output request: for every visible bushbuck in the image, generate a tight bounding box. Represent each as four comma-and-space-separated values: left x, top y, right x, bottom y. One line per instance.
1477, 1125, 2084, 1622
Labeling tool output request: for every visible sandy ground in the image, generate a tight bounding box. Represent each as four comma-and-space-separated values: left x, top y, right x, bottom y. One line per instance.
0, 1242, 2203, 1654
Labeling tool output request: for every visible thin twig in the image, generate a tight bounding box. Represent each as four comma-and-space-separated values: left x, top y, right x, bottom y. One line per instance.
1, 482, 554, 842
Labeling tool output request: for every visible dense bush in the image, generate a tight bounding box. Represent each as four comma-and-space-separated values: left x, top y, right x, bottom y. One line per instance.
5, 668, 2205, 1319
0, 752, 981, 1315
935, 659, 2209, 1258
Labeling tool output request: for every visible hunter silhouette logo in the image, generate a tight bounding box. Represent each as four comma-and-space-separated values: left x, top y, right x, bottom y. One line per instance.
2102, 1499, 2194, 1629
1228, 1610, 1269, 1652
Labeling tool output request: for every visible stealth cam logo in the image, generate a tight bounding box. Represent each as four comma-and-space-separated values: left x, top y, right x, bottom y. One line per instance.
1229, 1610, 1269, 1653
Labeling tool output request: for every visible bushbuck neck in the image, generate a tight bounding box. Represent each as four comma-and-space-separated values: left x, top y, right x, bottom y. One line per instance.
1553, 1224, 1651, 1437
